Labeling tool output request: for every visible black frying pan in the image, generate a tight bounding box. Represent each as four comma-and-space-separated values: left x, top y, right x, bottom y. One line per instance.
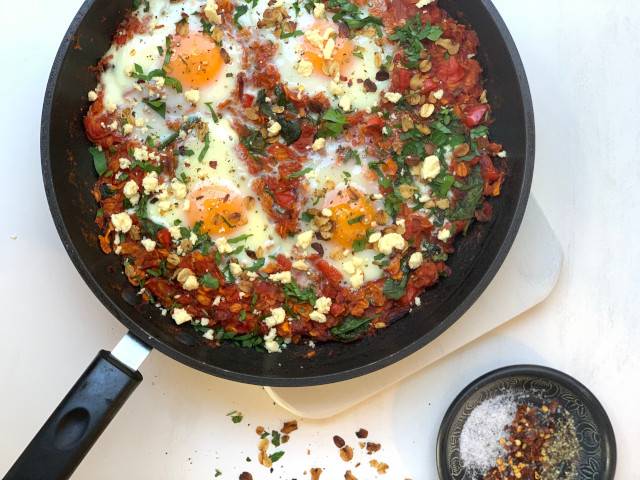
6, 0, 533, 478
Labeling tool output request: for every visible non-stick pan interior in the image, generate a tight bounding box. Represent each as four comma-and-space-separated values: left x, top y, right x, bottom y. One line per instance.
42, 0, 533, 386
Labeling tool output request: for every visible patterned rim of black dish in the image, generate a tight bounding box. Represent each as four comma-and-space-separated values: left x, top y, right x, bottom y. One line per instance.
436, 365, 616, 480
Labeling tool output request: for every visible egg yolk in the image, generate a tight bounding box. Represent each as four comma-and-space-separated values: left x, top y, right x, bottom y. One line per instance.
166, 33, 224, 89
324, 187, 376, 248
187, 185, 248, 235
303, 23, 354, 76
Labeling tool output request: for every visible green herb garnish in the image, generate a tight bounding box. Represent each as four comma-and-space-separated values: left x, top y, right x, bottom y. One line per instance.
89, 147, 107, 176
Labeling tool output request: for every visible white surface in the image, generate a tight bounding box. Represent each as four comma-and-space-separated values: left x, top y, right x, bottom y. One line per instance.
1, 0, 640, 479
267, 198, 563, 418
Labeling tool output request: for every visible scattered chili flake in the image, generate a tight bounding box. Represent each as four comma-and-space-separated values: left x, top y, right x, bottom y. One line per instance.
370, 459, 389, 474
365, 442, 381, 454
344, 470, 358, 480
339, 445, 354, 462
333, 435, 346, 448
281, 420, 298, 434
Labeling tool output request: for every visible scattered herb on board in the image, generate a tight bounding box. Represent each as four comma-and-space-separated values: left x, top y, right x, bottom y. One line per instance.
227, 410, 243, 423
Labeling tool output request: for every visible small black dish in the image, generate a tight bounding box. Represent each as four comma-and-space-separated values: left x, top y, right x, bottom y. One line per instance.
436, 365, 616, 480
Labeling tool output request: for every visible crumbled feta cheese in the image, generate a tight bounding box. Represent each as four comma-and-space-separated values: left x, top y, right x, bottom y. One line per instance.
421, 155, 441, 180
142, 171, 159, 194
497, 150, 507, 158
87, 90, 98, 101
111, 212, 132, 233
314, 296, 332, 314
123, 179, 139, 200
118, 157, 131, 170
264, 328, 281, 353
433, 89, 444, 100
204, 0, 222, 24
264, 307, 286, 328
229, 262, 243, 276
202, 329, 214, 340
134, 117, 145, 127
384, 92, 402, 103
212, 296, 222, 306
297, 230, 314, 249
182, 275, 199, 291
108, 120, 118, 131
368, 231, 382, 243
312, 137, 326, 151
184, 89, 200, 104
141, 238, 156, 252
105, 101, 117, 113
377, 232, 406, 255
414, 296, 422, 306
343, 260, 356, 275
437, 228, 451, 242
372, 193, 383, 200
416, 0, 434, 7
267, 120, 282, 137
309, 311, 327, 323
329, 80, 345, 96
321, 208, 333, 217
296, 59, 314, 77
305, 29, 326, 50
122, 123, 134, 135
133, 147, 149, 161
215, 237, 233, 254
200, 318, 210, 326
313, 2, 325, 18
349, 270, 365, 289
269, 271, 292, 283
172, 308, 192, 325
169, 225, 182, 240
408, 251, 424, 269
171, 179, 187, 199
322, 37, 335, 59
189, 232, 197, 245
339, 94, 352, 112
292, 259, 309, 271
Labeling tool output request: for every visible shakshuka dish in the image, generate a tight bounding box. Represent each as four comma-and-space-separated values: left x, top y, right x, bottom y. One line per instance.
85, 0, 505, 352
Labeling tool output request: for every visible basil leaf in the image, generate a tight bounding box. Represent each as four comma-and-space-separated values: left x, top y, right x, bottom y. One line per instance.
143, 98, 166, 118
89, 147, 107, 176
330, 316, 372, 342
201, 273, 220, 289
287, 167, 312, 179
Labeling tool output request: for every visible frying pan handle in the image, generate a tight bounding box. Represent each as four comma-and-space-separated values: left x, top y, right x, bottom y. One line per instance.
4, 350, 143, 480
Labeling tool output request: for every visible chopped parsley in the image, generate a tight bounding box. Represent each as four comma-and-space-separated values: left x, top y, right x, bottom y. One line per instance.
389, 14, 443, 68
327, 0, 383, 33
198, 132, 210, 161
227, 410, 243, 423
287, 167, 313, 179
318, 108, 347, 138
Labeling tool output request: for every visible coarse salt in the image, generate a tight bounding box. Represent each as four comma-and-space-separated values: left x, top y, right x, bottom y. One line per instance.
459, 394, 516, 473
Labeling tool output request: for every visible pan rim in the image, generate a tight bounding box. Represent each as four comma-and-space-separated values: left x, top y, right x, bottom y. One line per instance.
40, 0, 534, 387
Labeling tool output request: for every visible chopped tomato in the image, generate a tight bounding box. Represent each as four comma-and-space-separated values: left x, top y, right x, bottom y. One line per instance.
462, 104, 490, 127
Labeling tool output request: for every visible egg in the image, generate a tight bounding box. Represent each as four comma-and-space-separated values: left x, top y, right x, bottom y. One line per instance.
144, 116, 282, 262
273, 20, 391, 111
